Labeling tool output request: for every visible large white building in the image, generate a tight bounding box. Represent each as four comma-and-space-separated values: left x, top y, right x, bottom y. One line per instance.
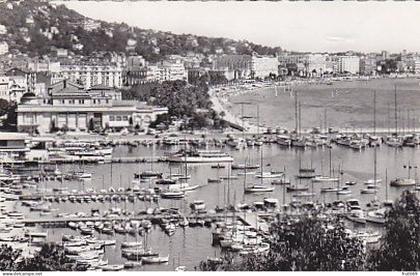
250, 55, 279, 79
17, 80, 168, 134
60, 62, 123, 89
0, 41, 8, 56
158, 59, 187, 82
338, 56, 360, 75
0, 76, 9, 101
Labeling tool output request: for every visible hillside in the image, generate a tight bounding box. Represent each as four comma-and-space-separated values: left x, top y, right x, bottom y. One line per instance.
0, 0, 282, 62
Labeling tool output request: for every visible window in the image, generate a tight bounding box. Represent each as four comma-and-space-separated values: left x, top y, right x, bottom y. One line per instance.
109, 115, 115, 121
116, 116, 122, 121
61, 100, 65, 104
79, 99, 85, 104
93, 99, 96, 104
106, 99, 109, 104
123, 116, 128, 121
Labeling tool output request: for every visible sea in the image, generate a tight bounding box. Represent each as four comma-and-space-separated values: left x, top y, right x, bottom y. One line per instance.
11, 77, 420, 271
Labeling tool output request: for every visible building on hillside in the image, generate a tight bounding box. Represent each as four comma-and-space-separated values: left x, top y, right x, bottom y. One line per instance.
60, 62, 123, 89
250, 54, 279, 79
0, 42, 8, 55
158, 59, 187, 82
17, 80, 167, 134
211, 54, 251, 80
126, 56, 146, 69
0, 76, 9, 101
27, 60, 61, 73
5, 68, 37, 93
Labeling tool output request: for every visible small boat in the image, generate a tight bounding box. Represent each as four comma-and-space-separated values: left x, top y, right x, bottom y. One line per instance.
360, 188, 377, 194
345, 181, 357, 186
337, 186, 352, 195
364, 179, 382, 185
271, 178, 290, 185
390, 178, 416, 187
190, 200, 206, 211
312, 176, 339, 182
244, 185, 274, 194
142, 255, 169, 264
286, 185, 309, 192
121, 241, 143, 248
292, 192, 315, 198
231, 164, 259, 170
208, 178, 223, 183
101, 264, 124, 271
346, 210, 366, 224
161, 191, 185, 199
255, 171, 284, 179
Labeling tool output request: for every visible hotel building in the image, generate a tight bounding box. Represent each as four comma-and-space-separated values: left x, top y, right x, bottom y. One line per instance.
17, 80, 167, 134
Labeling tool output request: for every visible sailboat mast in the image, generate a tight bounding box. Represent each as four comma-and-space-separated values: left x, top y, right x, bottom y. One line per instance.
329, 147, 332, 177
373, 90, 376, 136
294, 91, 298, 135
324, 109, 327, 134
260, 144, 264, 186
257, 104, 260, 139
298, 101, 302, 138
394, 85, 398, 135
373, 90, 378, 199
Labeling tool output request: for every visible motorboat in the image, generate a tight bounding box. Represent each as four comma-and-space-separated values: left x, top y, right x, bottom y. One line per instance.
142, 255, 169, 264
244, 185, 274, 193
255, 171, 284, 179
286, 185, 309, 192
161, 190, 185, 199
168, 150, 233, 163
312, 176, 339, 182
390, 178, 416, 187
190, 200, 206, 211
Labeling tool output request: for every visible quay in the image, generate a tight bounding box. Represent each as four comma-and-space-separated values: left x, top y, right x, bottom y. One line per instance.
22, 213, 238, 227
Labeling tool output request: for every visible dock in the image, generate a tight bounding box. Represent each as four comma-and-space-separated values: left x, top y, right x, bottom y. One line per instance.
22, 213, 237, 227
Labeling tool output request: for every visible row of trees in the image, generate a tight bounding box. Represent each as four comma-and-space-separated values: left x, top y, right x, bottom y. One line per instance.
200, 191, 420, 271
0, 243, 86, 271
123, 80, 227, 130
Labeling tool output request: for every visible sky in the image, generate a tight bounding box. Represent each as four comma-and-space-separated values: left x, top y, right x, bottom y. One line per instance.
57, 1, 420, 53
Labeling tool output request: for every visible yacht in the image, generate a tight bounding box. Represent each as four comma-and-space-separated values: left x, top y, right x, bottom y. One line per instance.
161, 190, 185, 199
390, 178, 416, 187
244, 185, 274, 193
312, 176, 339, 182
168, 150, 233, 163
255, 171, 284, 179
231, 164, 259, 170
276, 135, 292, 147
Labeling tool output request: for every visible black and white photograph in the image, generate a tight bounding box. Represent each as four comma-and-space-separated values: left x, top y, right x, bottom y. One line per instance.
0, 0, 420, 272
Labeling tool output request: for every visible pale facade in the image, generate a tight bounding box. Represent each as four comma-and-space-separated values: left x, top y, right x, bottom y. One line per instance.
250, 55, 279, 79
158, 59, 187, 82
338, 56, 360, 75
60, 63, 123, 89
0, 76, 9, 101
17, 81, 167, 134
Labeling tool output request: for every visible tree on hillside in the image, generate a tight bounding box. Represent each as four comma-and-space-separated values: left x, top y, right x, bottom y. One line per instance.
368, 191, 420, 271
200, 216, 365, 271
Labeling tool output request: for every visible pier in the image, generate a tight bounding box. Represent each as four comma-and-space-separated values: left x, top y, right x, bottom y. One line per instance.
22, 213, 238, 227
